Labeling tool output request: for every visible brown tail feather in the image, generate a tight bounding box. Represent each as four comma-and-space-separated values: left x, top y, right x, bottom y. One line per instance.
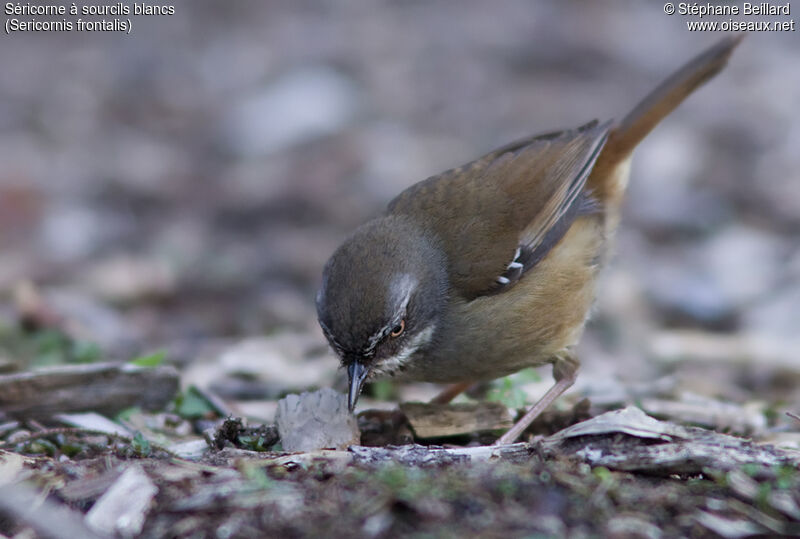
588, 33, 744, 202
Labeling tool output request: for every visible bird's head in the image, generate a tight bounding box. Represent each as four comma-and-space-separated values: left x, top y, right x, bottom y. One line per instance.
316, 216, 447, 411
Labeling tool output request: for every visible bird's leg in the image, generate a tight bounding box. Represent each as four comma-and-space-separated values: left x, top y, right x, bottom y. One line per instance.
494, 353, 578, 445
430, 382, 473, 404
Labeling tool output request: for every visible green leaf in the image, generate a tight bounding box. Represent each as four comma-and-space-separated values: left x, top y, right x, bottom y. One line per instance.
131, 431, 152, 457
593, 466, 613, 483
60, 442, 84, 458
174, 386, 216, 419
238, 435, 273, 452
129, 350, 166, 368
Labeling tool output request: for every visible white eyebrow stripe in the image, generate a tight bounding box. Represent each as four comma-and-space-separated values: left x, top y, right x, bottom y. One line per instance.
361, 273, 419, 357
508, 261, 523, 269
389, 273, 417, 311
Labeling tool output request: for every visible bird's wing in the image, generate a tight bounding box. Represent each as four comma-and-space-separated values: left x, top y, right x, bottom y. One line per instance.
388, 121, 610, 299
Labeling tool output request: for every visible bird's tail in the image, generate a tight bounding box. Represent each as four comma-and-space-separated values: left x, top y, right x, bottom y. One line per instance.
588, 34, 744, 209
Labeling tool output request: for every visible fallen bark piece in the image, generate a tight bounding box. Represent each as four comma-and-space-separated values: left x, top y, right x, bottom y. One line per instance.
349, 443, 531, 466
399, 401, 512, 439
0, 362, 180, 419
212, 405, 800, 478
85, 464, 158, 537
275, 388, 359, 452
542, 406, 800, 474
252, 443, 531, 469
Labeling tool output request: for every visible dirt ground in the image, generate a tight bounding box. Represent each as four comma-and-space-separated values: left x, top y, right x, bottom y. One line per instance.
1, 1, 799, 537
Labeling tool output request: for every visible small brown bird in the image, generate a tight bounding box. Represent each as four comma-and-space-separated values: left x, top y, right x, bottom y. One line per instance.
316, 35, 743, 444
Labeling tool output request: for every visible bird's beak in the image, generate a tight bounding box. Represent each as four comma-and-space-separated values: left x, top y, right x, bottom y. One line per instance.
347, 361, 369, 412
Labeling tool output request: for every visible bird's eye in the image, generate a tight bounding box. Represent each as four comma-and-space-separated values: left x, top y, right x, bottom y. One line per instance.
390, 320, 405, 338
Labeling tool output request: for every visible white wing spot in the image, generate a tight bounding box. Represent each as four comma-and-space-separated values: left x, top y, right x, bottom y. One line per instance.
505, 247, 523, 271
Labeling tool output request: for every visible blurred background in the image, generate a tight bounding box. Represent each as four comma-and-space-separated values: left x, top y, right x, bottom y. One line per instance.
1, 1, 798, 428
